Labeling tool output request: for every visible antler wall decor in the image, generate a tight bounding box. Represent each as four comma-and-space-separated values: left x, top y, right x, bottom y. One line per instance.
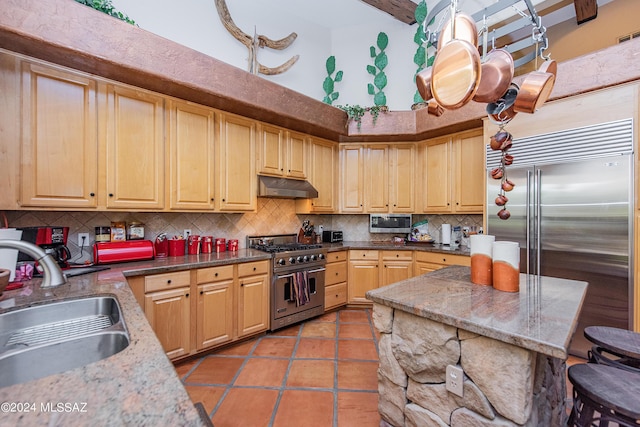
215, 0, 299, 75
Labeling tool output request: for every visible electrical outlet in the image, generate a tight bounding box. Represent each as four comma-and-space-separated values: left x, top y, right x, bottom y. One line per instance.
78, 232, 90, 247
183, 229, 192, 239
446, 364, 464, 397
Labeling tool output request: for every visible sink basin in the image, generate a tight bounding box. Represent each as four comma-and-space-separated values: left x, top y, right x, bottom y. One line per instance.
0, 296, 129, 388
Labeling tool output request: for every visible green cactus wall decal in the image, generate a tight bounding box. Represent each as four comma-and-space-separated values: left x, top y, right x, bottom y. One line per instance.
413, 0, 434, 104
322, 56, 343, 105
367, 32, 388, 107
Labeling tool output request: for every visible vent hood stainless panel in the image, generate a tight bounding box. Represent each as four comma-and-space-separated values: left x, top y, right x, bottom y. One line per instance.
258, 175, 319, 199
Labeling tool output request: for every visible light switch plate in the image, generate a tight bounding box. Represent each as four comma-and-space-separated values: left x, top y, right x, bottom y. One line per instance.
446, 364, 464, 397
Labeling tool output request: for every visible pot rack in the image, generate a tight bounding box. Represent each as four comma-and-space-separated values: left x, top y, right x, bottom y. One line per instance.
424, 0, 549, 68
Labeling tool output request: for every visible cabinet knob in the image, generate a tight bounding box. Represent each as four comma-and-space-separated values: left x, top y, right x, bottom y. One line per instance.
167, 279, 172, 284
240, 282, 244, 287
253, 267, 256, 271
396, 254, 399, 257
200, 290, 204, 295
185, 293, 189, 298
211, 198, 214, 201
89, 192, 95, 197
215, 272, 218, 277
335, 272, 338, 276
109, 193, 114, 197
222, 198, 226, 202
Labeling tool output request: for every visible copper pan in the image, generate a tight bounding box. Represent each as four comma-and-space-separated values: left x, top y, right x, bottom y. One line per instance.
473, 48, 514, 104
415, 66, 433, 102
427, 99, 444, 117
486, 84, 519, 125
513, 59, 557, 113
431, 38, 482, 110
438, 13, 478, 49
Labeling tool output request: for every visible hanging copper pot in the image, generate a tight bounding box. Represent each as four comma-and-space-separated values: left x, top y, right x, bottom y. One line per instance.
431, 38, 482, 110
473, 48, 514, 104
438, 13, 478, 49
415, 66, 433, 102
427, 99, 444, 117
513, 59, 557, 113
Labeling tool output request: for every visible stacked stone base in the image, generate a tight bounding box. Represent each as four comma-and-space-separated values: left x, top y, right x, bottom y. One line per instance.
373, 304, 567, 426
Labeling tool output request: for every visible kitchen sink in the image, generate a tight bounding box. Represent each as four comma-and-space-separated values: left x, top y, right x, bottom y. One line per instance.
0, 296, 129, 388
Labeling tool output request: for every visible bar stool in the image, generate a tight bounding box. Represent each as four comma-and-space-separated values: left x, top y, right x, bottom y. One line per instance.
567, 363, 640, 426
584, 326, 640, 372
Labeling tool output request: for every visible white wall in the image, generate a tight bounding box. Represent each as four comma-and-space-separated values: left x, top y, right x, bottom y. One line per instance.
109, 0, 421, 111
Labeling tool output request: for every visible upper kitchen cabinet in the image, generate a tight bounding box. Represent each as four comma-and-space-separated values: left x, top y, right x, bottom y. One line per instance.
20, 62, 99, 208
217, 112, 257, 212
388, 144, 416, 213
364, 145, 389, 212
168, 100, 216, 210
257, 124, 307, 180
105, 84, 165, 209
340, 144, 365, 212
297, 137, 338, 213
421, 129, 484, 214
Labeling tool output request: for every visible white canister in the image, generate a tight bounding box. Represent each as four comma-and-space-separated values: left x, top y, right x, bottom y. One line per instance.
470, 234, 495, 286
0, 228, 23, 281
492, 241, 520, 292
441, 224, 451, 245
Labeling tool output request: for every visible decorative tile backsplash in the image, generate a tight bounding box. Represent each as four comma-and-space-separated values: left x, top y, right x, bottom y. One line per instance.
3, 201, 482, 264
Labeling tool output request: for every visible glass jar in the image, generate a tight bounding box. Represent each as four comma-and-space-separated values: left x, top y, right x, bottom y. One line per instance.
127, 222, 145, 240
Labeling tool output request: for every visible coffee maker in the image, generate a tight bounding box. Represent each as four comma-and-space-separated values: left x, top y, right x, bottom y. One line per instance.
18, 226, 71, 269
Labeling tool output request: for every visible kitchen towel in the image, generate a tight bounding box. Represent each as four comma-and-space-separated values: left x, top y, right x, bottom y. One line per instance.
0, 228, 23, 281
293, 271, 310, 307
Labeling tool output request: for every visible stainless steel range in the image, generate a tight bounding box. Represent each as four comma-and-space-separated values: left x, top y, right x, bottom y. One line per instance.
247, 234, 326, 330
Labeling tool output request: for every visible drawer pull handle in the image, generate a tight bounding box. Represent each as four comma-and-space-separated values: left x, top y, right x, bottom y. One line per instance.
253, 267, 256, 271
215, 272, 218, 277
167, 279, 172, 284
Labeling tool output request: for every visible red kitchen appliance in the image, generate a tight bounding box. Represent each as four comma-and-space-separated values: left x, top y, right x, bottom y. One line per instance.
154, 233, 168, 258
18, 226, 71, 268
93, 240, 155, 264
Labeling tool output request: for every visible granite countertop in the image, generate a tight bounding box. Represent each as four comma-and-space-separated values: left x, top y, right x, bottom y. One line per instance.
366, 265, 588, 359
0, 249, 270, 426
324, 241, 471, 256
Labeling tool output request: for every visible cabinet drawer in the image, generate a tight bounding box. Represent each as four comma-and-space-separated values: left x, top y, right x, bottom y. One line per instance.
327, 250, 347, 263
326, 261, 347, 286
414, 251, 470, 266
238, 260, 269, 277
349, 250, 379, 260
196, 264, 234, 284
325, 283, 347, 310
144, 270, 191, 293
381, 250, 413, 261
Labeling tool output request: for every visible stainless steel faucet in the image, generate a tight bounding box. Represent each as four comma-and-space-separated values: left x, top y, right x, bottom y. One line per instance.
0, 240, 67, 288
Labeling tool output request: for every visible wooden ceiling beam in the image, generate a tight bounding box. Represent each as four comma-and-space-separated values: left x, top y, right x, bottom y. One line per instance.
360, 0, 417, 25
574, 0, 597, 25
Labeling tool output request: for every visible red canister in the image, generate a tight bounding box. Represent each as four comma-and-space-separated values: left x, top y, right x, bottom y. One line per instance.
227, 239, 239, 252
201, 236, 213, 254
215, 238, 226, 253
168, 239, 185, 257
188, 235, 201, 255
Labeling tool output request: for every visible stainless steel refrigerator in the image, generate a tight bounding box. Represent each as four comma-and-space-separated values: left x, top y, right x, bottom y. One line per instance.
486, 118, 634, 358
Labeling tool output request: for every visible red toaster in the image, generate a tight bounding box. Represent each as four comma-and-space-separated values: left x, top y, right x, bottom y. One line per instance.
93, 240, 155, 264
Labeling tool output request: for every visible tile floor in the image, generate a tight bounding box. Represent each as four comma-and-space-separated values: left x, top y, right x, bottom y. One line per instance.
175, 308, 381, 427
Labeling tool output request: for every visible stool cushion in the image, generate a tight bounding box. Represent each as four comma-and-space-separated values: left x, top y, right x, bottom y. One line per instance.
584, 326, 640, 360
568, 363, 640, 420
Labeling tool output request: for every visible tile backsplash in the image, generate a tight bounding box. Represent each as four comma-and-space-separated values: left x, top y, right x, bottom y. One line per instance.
3, 201, 482, 264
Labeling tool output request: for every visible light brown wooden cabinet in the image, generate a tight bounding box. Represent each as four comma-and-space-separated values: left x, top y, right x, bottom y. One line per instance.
297, 137, 338, 213
389, 144, 416, 213
19, 62, 99, 208
348, 250, 379, 304
105, 84, 165, 209
237, 260, 270, 337
421, 129, 484, 214
414, 251, 471, 275
340, 145, 365, 212
364, 145, 389, 212
196, 265, 234, 350
325, 250, 348, 310
381, 250, 414, 286
168, 99, 216, 210
257, 124, 307, 180
217, 112, 257, 212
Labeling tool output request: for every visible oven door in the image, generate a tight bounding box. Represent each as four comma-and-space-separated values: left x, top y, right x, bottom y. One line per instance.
273, 267, 325, 320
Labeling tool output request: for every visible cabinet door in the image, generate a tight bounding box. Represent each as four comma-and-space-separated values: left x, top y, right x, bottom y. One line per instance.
414, 261, 442, 275
218, 113, 256, 211
145, 287, 191, 359
197, 280, 234, 350
238, 273, 269, 337
382, 261, 413, 286
390, 144, 416, 213
20, 63, 98, 208
169, 100, 215, 210
364, 145, 389, 212
258, 124, 284, 176
453, 130, 485, 213
286, 131, 307, 179
341, 145, 364, 212
423, 138, 452, 213
307, 139, 337, 212
106, 84, 164, 209
348, 261, 379, 304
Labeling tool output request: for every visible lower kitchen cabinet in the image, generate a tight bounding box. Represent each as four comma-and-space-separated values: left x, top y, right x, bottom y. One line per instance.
348, 250, 379, 304
128, 259, 270, 360
381, 250, 414, 286
237, 260, 270, 337
414, 251, 471, 275
196, 265, 234, 350
325, 251, 348, 310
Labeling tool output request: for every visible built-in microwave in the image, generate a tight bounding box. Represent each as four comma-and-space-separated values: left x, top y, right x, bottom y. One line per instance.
369, 214, 412, 234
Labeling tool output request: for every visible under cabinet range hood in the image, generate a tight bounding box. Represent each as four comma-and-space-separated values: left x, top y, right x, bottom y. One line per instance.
257, 175, 318, 199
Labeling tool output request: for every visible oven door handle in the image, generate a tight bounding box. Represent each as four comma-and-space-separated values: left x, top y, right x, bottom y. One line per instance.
307, 267, 326, 274
276, 273, 295, 280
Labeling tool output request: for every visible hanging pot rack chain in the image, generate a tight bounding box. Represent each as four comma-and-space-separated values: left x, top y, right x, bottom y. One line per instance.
424, 0, 549, 68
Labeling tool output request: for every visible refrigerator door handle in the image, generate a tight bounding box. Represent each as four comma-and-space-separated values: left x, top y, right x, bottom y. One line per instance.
536, 168, 542, 276
526, 170, 532, 275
